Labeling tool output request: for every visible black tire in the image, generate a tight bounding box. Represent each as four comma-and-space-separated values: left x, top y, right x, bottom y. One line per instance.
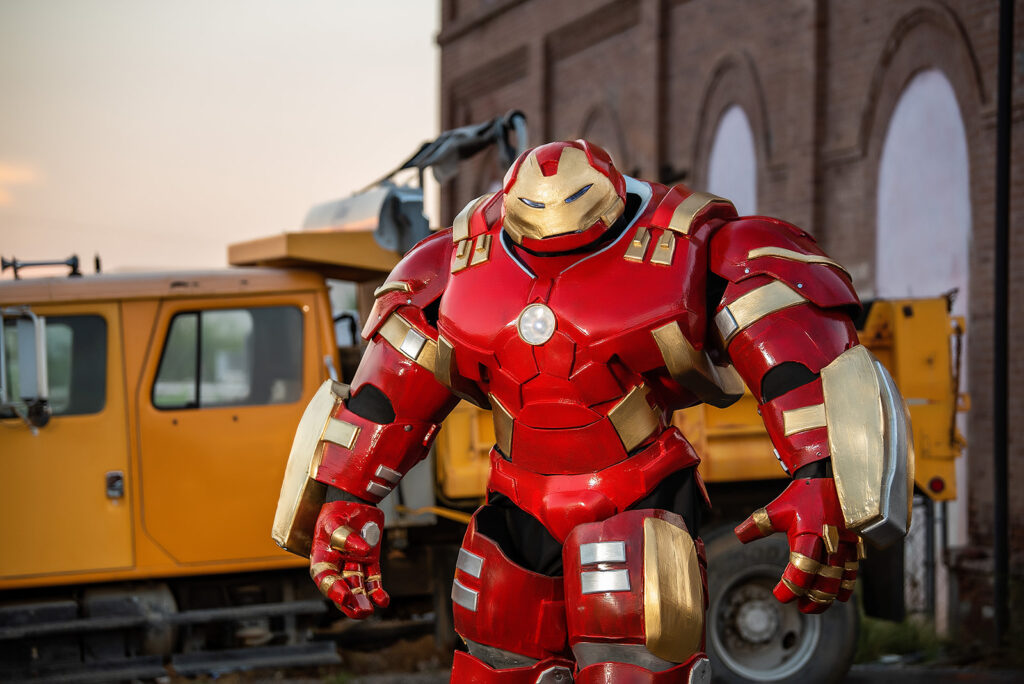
705, 529, 858, 683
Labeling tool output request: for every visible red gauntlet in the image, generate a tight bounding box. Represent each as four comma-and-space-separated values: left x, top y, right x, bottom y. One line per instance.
735, 478, 860, 614
310, 500, 389, 619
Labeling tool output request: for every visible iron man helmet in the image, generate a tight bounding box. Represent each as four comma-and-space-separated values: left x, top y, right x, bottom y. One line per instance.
501, 140, 626, 253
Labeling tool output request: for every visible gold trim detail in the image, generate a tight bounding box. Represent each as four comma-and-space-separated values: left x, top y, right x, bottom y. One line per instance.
857, 538, 867, 559
752, 508, 774, 536
845, 561, 859, 571
746, 246, 852, 280
452, 238, 472, 273
608, 384, 661, 452
342, 570, 365, 579
624, 227, 651, 262
434, 335, 454, 388
841, 579, 857, 591
782, 578, 806, 597
822, 524, 840, 555
373, 281, 412, 298
818, 564, 844, 579
470, 233, 492, 266
310, 562, 339, 577
782, 404, 827, 436
323, 418, 360, 450
329, 525, 354, 552
318, 574, 339, 595
489, 393, 514, 457
377, 313, 438, 372
350, 586, 366, 596
789, 552, 821, 574
668, 191, 735, 235
643, 517, 704, 662
715, 280, 807, 345
452, 194, 492, 243
808, 588, 836, 604
650, 321, 744, 409
366, 574, 382, 582
650, 231, 676, 266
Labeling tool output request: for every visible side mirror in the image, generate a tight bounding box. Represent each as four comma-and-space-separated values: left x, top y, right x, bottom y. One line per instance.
1, 307, 50, 428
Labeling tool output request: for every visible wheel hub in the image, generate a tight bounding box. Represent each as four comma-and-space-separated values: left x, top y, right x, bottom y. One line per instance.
735, 599, 780, 643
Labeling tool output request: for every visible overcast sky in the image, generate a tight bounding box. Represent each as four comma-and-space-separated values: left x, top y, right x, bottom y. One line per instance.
0, 0, 438, 275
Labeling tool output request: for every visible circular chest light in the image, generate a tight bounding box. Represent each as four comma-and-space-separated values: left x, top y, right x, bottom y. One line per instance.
517, 303, 556, 345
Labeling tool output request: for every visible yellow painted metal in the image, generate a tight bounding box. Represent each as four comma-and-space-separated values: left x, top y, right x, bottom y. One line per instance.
135, 293, 323, 565
0, 271, 329, 590
0, 301, 133, 580
228, 231, 400, 281
434, 401, 494, 501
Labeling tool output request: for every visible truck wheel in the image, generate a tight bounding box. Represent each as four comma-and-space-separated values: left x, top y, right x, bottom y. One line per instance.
705, 530, 858, 683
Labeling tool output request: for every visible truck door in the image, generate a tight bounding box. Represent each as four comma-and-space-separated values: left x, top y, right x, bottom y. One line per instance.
136, 295, 320, 565
0, 303, 133, 579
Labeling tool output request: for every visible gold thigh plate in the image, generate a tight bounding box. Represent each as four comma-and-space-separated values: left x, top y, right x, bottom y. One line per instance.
272, 380, 344, 557
643, 517, 704, 663
821, 346, 914, 548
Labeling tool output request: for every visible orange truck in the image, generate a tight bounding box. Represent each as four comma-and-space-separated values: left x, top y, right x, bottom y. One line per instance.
1, 219, 963, 683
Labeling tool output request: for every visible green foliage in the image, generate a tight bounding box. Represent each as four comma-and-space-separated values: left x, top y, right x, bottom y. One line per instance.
855, 614, 943, 663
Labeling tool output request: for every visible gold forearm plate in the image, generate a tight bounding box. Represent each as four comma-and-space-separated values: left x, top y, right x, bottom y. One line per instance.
821, 346, 914, 548
643, 517, 704, 662
271, 380, 344, 557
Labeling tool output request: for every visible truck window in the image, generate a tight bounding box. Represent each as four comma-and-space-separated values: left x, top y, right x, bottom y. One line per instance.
1, 315, 107, 417
152, 306, 303, 410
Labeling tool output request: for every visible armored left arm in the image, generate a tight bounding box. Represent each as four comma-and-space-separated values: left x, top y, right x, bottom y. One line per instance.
707, 217, 912, 613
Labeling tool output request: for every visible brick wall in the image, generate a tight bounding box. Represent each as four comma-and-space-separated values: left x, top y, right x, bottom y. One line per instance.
438, 0, 1024, 642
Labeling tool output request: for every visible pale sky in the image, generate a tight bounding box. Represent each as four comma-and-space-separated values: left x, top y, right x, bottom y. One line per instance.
0, 0, 438, 276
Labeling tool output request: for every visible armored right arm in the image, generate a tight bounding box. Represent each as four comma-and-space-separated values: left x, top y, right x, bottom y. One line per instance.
275, 230, 461, 617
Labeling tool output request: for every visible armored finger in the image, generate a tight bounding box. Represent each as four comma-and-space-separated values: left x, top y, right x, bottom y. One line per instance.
329, 524, 371, 554
365, 562, 390, 608
735, 507, 775, 543
837, 550, 859, 602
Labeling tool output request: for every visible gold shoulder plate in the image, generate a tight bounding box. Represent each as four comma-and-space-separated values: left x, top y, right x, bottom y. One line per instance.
821, 346, 914, 548
272, 380, 344, 557
452, 193, 494, 244
666, 191, 735, 235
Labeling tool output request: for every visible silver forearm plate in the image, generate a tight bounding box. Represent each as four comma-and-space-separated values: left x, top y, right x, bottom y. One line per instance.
821, 345, 914, 548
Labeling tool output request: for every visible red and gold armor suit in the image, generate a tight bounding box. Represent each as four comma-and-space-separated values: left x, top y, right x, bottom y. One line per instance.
273, 140, 912, 684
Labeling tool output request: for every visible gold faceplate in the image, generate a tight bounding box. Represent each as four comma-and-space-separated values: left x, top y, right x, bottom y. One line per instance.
272, 380, 343, 557
821, 345, 913, 547
715, 280, 807, 345
608, 384, 661, 452
643, 517, 704, 662
651, 321, 744, 408
503, 147, 624, 244
746, 246, 852, 280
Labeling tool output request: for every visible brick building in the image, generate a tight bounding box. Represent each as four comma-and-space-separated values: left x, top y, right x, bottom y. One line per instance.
437, 0, 1023, 641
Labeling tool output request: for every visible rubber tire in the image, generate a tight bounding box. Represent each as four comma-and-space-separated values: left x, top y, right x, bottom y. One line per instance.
705, 529, 858, 684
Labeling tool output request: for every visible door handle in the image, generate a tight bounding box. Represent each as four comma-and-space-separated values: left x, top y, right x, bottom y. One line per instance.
105, 470, 125, 499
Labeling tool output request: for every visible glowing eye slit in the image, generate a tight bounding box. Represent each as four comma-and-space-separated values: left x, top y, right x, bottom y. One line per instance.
519, 197, 545, 209
564, 184, 592, 203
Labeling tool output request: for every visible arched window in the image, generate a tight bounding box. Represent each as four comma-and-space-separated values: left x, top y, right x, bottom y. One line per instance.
707, 105, 757, 215
876, 69, 970, 311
